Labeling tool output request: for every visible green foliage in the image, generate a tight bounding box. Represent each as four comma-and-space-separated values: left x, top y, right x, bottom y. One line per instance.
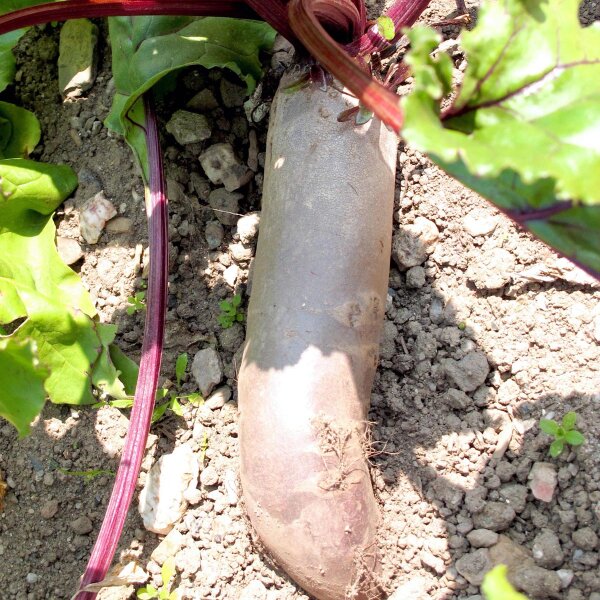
0, 101, 40, 158
540, 411, 585, 457
403, 0, 600, 275
126, 291, 147, 315
376, 16, 395, 41
137, 557, 178, 600
105, 16, 276, 180
218, 293, 244, 328
482, 565, 528, 600
57, 467, 114, 483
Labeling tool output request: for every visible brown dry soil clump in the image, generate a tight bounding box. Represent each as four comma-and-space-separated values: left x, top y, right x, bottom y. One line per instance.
1, 2, 600, 600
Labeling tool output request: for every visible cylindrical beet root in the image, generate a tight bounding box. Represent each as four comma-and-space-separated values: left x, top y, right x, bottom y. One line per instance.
238, 73, 398, 600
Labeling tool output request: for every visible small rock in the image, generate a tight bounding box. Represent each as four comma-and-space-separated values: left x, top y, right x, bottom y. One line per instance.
58, 19, 98, 97
392, 217, 439, 270
463, 209, 498, 237
497, 379, 520, 405
455, 548, 492, 585
200, 465, 219, 487
556, 569, 574, 589
237, 212, 260, 244
222, 469, 239, 506
220, 77, 247, 108
174, 545, 201, 575
499, 484, 528, 513
532, 529, 564, 568
388, 577, 431, 600
205, 221, 224, 249
208, 188, 243, 226
406, 265, 426, 289
223, 264, 239, 287
187, 89, 219, 111
166, 110, 211, 145
199, 143, 252, 192
239, 580, 267, 600
443, 351, 490, 392
572, 527, 598, 551
230, 241, 253, 263
26, 573, 38, 585
528, 462, 557, 502
79, 191, 117, 244
465, 486, 488, 514
71, 515, 93, 535
466, 248, 515, 290
420, 550, 445, 575
40, 500, 59, 519
105, 216, 133, 234
138, 446, 199, 534
56, 237, 83, 265
443, 388, 472, 410
270, 35, 295, 71
472, 502, 516, 531
205, 386, 231, 410
151, 528, 184, 565
192, 348, 223, 397
467, 529, 499, 548
218, 323, 244, 352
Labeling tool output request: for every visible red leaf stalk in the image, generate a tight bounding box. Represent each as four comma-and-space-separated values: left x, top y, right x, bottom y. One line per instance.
74, 94, 168, 600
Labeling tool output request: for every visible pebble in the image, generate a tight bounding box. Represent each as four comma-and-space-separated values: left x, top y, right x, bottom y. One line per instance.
79, 191, 117, 244
442, 350, 490, 392
205, 386, 231, 410
26, 573, 38, 585
199, 143, 252, 192
498, 484, 528, 513
166, 110, 211, 145
175, 545, 201, 575
208, 188, 243, 226
420, 550, 445, 575
200, 466, 219, 487
58, 19, 98, 97
236, 212, 260, 244
138, 446, 199, 534
406, 265, 426, 288
532, 529, 564, 568
220, 77, 247, 107
191, 348, 223, 396
556, 569, 574, 589
528, 462, 557, 502
472, 502, 516, 531
40, 499, 59, 519
205, 220, 225, 249
187, 89, 219, 111
392, 217, 439, 270
230, 241, 253, 262
455, 548, 492, 585
71, 515, 93, 535
467, 529, 499, 548
151, 528, 184, 565
56, 237, 83, 265
443, 388, 472, 410
572, 527, 598, 550
466, 248, 515, 290
105, 216, 133, 234
222, 469, 239, 506
223, 264, 239, 287
463, 209, 498, 237
388, 577, 431, 600
239, 580, 268, 600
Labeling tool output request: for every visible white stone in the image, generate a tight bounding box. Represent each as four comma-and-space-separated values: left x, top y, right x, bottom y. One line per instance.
463, 209, 498, 237
223, 264, 239, 287
191, 348, 223, 396
199, 143, 251, 192
528, 462, 557, 503
56, 236, 83, 265
150, 528, 185, 565
79, 191, 117, 244
138, 446, 199, 534
236, 212, 260, 244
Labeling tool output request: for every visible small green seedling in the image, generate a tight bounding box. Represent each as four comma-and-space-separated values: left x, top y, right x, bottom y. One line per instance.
218, 293, 244, 328
57, 468, 114, 483
137, 557, 178, 600
127, 291, 146, 315
96, 353, 203, 422
539, 411, 585, 458
482, 565, 528, 600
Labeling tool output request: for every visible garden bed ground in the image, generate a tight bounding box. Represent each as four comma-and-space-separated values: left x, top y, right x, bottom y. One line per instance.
1, 1, 599, 599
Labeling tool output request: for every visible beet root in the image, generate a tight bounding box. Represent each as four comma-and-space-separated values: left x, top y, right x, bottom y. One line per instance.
238, 74, 398, 600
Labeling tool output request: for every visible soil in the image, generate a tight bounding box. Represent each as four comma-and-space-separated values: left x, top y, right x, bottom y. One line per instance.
1, 2, 599, 600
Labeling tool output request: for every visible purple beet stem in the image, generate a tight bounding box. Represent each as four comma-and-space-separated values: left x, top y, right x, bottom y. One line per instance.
75, 94, 168, 599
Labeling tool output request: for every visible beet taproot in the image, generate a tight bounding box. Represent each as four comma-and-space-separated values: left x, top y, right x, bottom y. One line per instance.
238, 74, 398, 599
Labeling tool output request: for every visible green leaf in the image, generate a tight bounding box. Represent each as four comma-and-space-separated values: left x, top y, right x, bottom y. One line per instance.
403, 0, 600, 276
161, 557, 176, 589
91, 323, 129, 400
109, 344, 139, 396
106, 399, 134, 409
151, 401, 169, 423
231, 293, 241, 308
105, 16, 276, 180
564, 429, 585, 446
539, 419, 559, 436
184, 392, 203, 405
549, 438, 565, 458
0, 1, 52, 93
0, 101, 40, 158
376, 16, 395, 41
137, 586, 158, 600
170, 397, 183, 416
561, 411, 577, 431
0, 337, 48, 435
482, 565, 528, 600
175, 352, 188, 388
